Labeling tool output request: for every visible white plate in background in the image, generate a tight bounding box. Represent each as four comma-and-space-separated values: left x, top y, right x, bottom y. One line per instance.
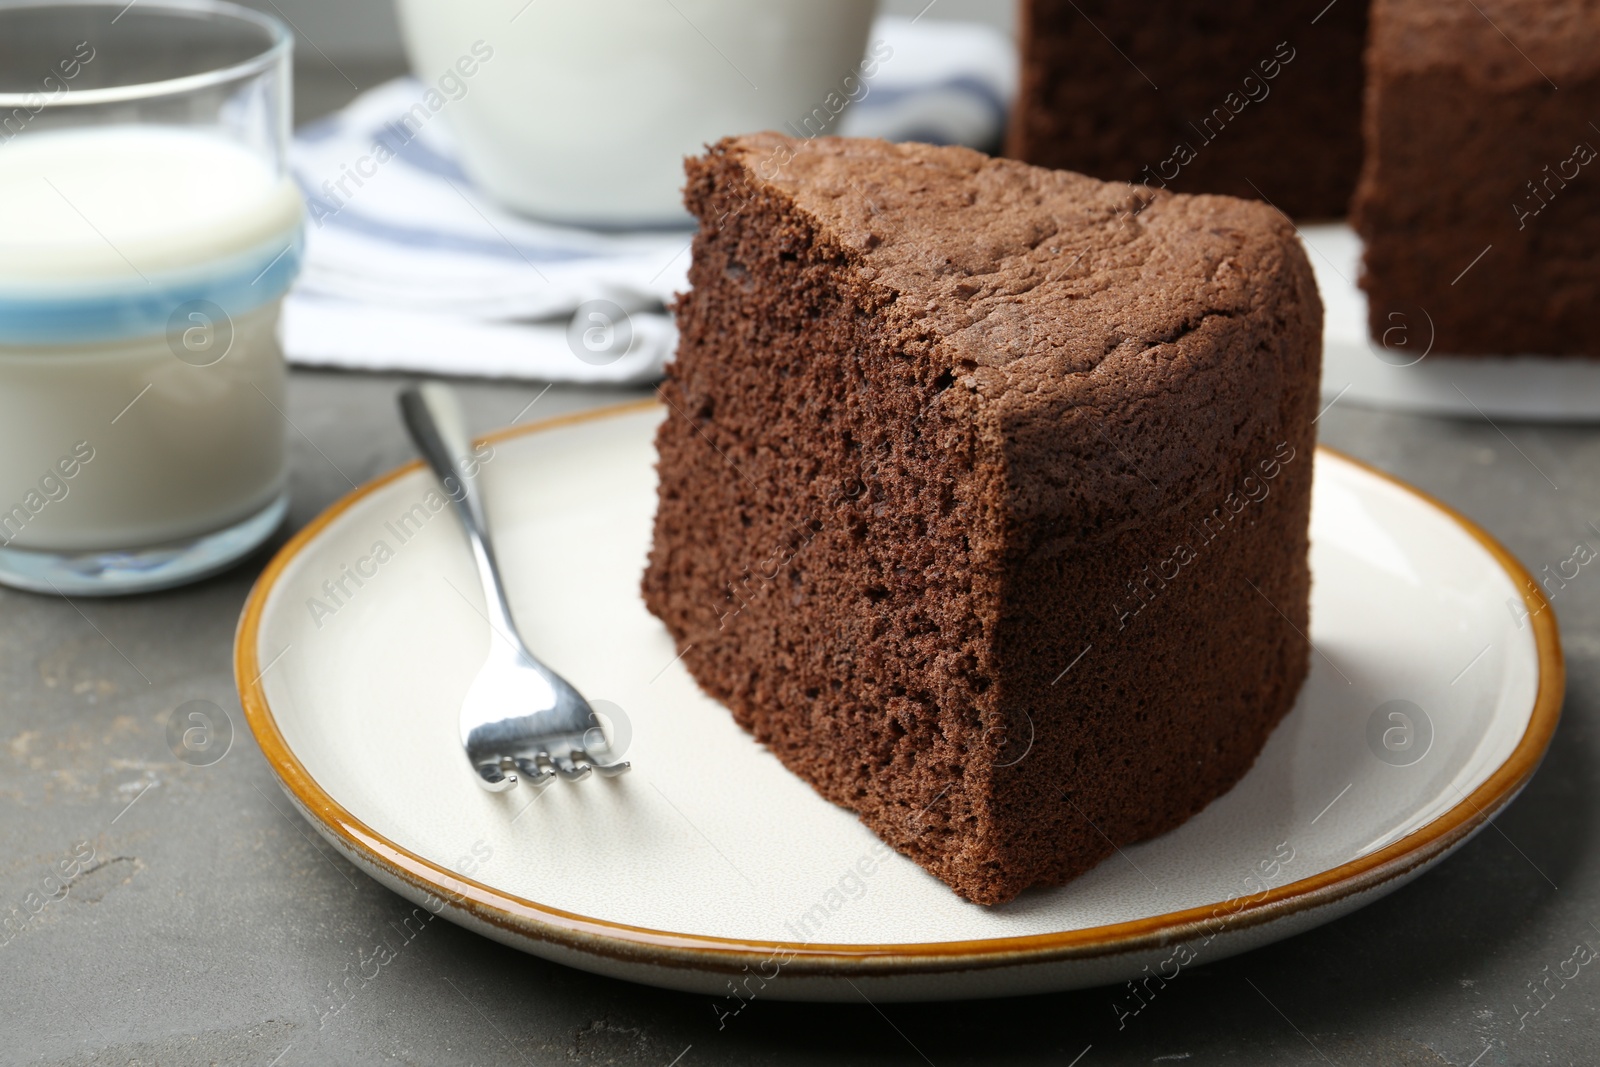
1303, 223, 1600, 421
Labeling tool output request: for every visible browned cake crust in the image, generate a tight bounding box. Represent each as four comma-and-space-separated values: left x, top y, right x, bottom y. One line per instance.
1351, 0, 1600, 356
642, 134, 1321, 905
1006, 0, 1368, 220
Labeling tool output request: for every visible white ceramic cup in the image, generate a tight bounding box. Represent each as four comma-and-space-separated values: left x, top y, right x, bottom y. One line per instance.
395, 0, 879, 227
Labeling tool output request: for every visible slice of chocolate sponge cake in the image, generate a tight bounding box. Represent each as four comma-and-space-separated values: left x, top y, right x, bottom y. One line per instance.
1352, 0, 1600, 356
642, 134, 1321, 906
1007, 0, 1369, 220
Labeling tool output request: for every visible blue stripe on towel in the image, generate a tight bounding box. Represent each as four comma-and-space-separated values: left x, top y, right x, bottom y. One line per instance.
373, 124, 473, 183
299, 187, 609, 264
851, 75, 1009, 129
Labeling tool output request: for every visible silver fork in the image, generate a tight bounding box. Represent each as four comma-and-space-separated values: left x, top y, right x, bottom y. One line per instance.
399, 383, 629, 792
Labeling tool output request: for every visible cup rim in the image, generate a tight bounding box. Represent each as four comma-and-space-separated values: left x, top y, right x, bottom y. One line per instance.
0, 0, 291, 109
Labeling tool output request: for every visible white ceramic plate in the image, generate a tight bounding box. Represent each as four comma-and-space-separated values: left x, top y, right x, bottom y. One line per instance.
1304, 223, 1600, 421
237, 402, 1562, 1002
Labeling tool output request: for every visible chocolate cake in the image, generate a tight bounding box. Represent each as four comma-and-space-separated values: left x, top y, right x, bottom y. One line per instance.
1006, 0, 1368, 220
643, 134, 1321, 905
1352, 0, 1600, 356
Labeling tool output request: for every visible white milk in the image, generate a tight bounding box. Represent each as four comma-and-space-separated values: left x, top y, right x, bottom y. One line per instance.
0, 126, 303, 552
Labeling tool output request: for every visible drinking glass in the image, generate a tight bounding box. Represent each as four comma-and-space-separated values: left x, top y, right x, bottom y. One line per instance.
0, 0, 301, 594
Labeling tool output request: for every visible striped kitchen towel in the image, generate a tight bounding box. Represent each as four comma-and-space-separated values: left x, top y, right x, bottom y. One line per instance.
281, 14, 1017, 383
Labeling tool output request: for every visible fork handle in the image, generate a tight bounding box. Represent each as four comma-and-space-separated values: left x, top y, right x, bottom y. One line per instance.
399, 383, 524, 651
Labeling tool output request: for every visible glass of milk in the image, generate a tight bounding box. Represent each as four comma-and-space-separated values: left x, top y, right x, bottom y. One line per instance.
0, 0, 302, 595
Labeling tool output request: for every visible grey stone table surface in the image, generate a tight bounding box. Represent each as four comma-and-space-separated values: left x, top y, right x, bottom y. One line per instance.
5, 62, 1600, 1067
4, 375, 1598, 1067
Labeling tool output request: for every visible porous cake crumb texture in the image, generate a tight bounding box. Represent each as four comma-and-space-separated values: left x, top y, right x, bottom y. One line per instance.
643, 135, 1321, 905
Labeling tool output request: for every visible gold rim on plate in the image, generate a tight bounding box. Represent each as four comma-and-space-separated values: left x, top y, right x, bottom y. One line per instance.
234, 399, 1564, 978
